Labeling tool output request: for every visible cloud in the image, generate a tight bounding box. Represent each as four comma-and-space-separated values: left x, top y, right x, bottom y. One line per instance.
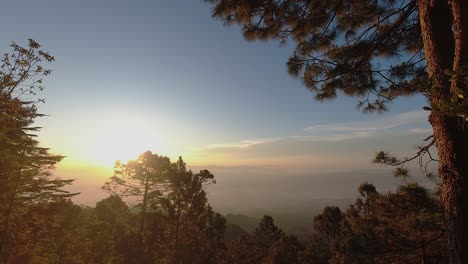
324, 131, 375, 141
199, 111, 429, 151
203, 137, 280, 150
305, 110, 428, 133
408, 128, 432, 134
290, 131, 375, 142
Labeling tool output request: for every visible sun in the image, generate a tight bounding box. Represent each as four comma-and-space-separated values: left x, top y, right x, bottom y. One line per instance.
84, 114, 165, 166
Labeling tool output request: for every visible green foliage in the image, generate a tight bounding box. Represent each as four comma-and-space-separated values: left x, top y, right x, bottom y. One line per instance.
152, 180, 445, 264
218, 235, 259, 264
332, 183, 446, 263
103, 153, 226, 264
255, 215, 285, 257
313, 206, 343, 243
0, 40, 75, 261
219, 215, 290, 264
430, 67, 468, 119
298, 234, 331, 264
263, 235, 304, 264
147, 157, 225, 264
103, 151, 172, 234
207, 0, 426, 113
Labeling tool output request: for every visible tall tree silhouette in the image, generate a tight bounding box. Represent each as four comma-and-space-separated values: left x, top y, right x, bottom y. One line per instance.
314, 206, 343, 245
254, 215, 284, 258
206, 1, 468, 261
103, 151, 171, 235
0, 39, 74, 260
149, 157, 225, 264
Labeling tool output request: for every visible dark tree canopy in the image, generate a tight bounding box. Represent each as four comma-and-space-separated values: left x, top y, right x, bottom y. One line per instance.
103, 151, 172, 234
208, 0, 427, 112
0, 40, 75, 260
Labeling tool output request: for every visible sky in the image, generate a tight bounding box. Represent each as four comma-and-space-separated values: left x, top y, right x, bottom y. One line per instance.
1, 0, 435, 212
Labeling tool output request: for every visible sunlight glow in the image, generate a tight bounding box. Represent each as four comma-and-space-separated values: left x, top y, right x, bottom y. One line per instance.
82, 113, 168, 166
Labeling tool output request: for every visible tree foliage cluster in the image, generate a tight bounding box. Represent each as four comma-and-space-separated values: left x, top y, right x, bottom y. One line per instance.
0, 152, 227, 264
219, 183, 447, 264
0, 40, 75, 263
103, 152, 227, 264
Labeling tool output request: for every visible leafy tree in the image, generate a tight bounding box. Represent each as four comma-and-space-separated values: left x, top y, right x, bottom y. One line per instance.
206, 0, 468, 261
83, 195, 133, 264
103, 151, 171, 235
94, 195, 132, 227
0, 39, 75, 261
2, 200, 87, 263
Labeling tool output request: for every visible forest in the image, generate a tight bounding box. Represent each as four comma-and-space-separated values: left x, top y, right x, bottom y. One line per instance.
1, 0, 468, 263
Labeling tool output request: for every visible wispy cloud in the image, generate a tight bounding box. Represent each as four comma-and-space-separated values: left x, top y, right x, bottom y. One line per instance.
203, 137, 280, 150
289, 131, 375, 142
305, 110, 428, 133
325, 131, 375, 141
198, 111, 429, 151
408, 128, 432, 134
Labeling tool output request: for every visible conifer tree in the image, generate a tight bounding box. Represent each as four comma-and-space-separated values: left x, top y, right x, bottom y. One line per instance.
149, 157, 225, 264
206, 1, 468, 261
264, 235, 303, 264
313, 206, 343, 245
103, 151, 172, 235
0, 39, 75, 260
333, 183, 446, 263
254, 215, 285, 258
218, 235, 259, 264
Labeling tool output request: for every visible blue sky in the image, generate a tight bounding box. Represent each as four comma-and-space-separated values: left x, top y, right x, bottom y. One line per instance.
1, 1, 434, 208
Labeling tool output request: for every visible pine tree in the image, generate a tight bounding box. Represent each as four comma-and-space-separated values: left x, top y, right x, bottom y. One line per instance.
254, 215, 285, 259
264, 235, 304, 264
332, 183, 447, 263
151, 157, 225, 264
218, 235, 259, 264
0, 39, 75, 260
103, 151, 172, 235
206, 1, 468, 261
313, 206, 343, 245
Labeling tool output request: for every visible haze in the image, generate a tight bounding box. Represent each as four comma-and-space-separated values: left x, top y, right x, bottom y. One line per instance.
2, 0, 433, 213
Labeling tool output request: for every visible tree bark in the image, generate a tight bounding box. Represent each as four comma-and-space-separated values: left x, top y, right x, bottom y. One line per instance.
419, 0, 468, 263
429, 114, 468, 263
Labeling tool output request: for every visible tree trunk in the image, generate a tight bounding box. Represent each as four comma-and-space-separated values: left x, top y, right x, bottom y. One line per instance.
419, 0, 468, 263
139, 178, 150, 236
429, 114, 468, 263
